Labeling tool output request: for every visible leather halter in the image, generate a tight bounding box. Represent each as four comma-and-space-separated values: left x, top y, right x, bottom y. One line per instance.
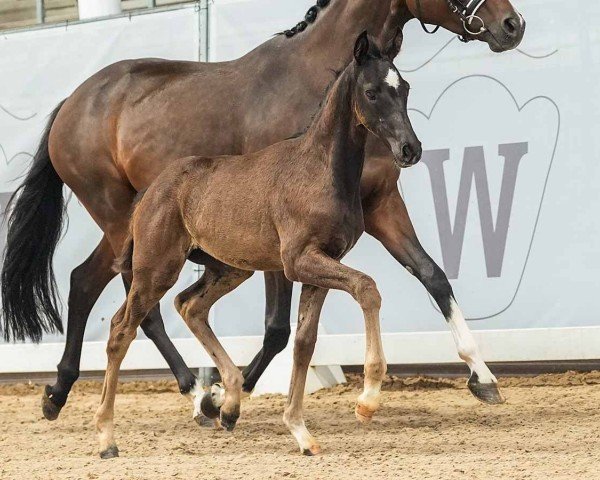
416, 0, 488, 42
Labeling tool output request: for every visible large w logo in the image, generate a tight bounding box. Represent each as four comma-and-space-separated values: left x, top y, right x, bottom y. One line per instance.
421, 142, 528, 279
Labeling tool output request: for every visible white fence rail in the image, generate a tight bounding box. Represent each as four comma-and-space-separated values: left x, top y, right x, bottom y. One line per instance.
3, 326, 600, 374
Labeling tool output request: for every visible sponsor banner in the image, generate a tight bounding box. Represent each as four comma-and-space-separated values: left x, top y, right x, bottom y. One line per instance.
208, 0, 600, 337
0, 6, 201, 344
1, 0, 599, 359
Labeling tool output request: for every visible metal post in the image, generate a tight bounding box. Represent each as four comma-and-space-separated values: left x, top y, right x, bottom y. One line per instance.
36, 0, 45, 24
147, 0, 156, 7
198, 0, 210, 62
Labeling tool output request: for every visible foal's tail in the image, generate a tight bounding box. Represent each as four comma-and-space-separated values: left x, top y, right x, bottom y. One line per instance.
1, 101, 67, 342
113, 190, 146, 274
114, 232, 134, 273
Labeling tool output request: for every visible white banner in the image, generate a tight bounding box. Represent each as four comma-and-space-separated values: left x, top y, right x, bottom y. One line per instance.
1, 0, 599, 369
0, 6, 201, 345
206, 0, 600, 338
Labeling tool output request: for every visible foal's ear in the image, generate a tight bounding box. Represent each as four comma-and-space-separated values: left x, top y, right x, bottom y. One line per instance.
382, 27, 403, 61
354, 31, 370, 65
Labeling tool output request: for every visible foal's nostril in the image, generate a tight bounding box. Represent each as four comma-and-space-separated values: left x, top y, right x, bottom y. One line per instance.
402, 143, 412, 158
502, 16, 520, 37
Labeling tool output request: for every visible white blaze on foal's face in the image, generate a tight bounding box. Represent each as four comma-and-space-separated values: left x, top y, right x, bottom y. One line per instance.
384, 68, 401, 89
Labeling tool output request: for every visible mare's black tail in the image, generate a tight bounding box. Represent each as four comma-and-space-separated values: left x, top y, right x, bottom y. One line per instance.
1, 101, 67, 342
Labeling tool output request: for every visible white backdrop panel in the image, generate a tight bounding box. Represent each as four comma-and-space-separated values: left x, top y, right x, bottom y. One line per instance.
0, 6, 201, 345
1, 0, 599, 369
208, 0, 600, 338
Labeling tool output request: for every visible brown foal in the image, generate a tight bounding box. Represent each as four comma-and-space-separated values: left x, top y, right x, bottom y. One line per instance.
94, 32, 420, 458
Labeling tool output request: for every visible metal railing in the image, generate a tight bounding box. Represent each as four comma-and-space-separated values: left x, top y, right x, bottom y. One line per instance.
0, 0, 185, 31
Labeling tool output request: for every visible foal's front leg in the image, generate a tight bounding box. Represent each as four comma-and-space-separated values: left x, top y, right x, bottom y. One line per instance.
283, 250, 387, 453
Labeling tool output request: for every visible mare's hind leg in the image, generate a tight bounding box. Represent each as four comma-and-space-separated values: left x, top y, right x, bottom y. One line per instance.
282, 250, 386, 453
241, 271, 293, 392
175, 264, 253, 431
42, 235, 117, 420
364, 186, 503, 404
121, 277, 201, 420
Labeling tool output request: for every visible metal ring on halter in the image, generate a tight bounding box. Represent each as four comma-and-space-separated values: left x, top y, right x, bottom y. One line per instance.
462, 14, 486, 36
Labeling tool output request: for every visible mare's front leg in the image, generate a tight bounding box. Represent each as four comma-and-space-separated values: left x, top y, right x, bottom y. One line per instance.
175, 264, 253, 431
364, 179, 504, 404
283, 250, 387, 454
241, 271, 293, 392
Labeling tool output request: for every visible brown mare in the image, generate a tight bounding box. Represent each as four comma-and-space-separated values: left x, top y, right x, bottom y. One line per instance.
96, 32, 417, 457
1, 0, 525, 422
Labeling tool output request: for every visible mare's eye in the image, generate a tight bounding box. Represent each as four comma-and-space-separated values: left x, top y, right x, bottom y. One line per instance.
365, 90, 377, 101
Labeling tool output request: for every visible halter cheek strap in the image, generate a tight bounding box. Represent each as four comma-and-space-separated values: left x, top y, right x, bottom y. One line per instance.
415, 0, 488, 41
447, 0, 488, 37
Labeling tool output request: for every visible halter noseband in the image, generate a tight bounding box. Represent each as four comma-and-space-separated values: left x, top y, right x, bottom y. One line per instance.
416, 0, 488, 42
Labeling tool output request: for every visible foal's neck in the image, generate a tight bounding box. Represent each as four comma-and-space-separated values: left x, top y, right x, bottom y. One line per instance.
294, 0, 410, 74
305, 69, 367, 201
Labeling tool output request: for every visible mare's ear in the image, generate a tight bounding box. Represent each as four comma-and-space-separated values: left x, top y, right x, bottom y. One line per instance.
354, 31, 370, 65
382, 27, 403, 61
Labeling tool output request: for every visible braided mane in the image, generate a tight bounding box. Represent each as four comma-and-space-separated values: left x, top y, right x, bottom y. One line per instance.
278, 0, 331, 38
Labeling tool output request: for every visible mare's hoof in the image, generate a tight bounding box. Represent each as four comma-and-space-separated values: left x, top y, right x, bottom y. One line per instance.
200, 391, 221, 420
194, 412, 216, 428
220, 412, 239, 432
468, 374, 505, 405
41, 385, 62, 421
99, 445, 119, 459
302, 444, 322, 456
355, 403, 375, 424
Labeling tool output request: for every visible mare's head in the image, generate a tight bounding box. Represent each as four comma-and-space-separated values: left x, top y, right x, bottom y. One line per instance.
405, 0, 525, 52
352, 31, 421, 169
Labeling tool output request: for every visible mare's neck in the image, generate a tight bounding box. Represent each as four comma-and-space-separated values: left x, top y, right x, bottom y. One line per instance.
304, 68, 367, 200
292, 0, 411, 76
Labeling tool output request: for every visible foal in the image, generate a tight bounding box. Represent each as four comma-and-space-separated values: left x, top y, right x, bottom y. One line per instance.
95, 31, 421, 458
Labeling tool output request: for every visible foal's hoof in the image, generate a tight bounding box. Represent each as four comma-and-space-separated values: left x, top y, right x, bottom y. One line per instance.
220, 411, 239, 432
41, 385, 62, 421
468, 373, 505, 405
302, 444, 322, 456
99, 445, 119, 459
355, 403, 376, 424
200, 391, 221, 420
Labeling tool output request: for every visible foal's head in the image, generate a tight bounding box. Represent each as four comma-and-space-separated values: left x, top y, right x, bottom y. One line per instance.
352, 31, 421, 169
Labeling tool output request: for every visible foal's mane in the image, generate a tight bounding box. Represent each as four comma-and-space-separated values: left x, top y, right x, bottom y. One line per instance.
278, 0, 331, 38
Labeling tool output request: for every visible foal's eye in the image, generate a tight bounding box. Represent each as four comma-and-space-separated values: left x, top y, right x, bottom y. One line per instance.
365, 90, 377, 101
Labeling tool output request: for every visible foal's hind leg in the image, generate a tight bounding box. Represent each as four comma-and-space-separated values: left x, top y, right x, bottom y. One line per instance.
95, 249, 188, 458
365, 186, 503, 404
42, 235, 117, 420
242, 271, 293, 393
174, 264, 253, 431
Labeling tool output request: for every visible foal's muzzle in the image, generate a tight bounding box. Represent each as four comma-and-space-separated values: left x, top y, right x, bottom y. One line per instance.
393, 141, 422, 169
